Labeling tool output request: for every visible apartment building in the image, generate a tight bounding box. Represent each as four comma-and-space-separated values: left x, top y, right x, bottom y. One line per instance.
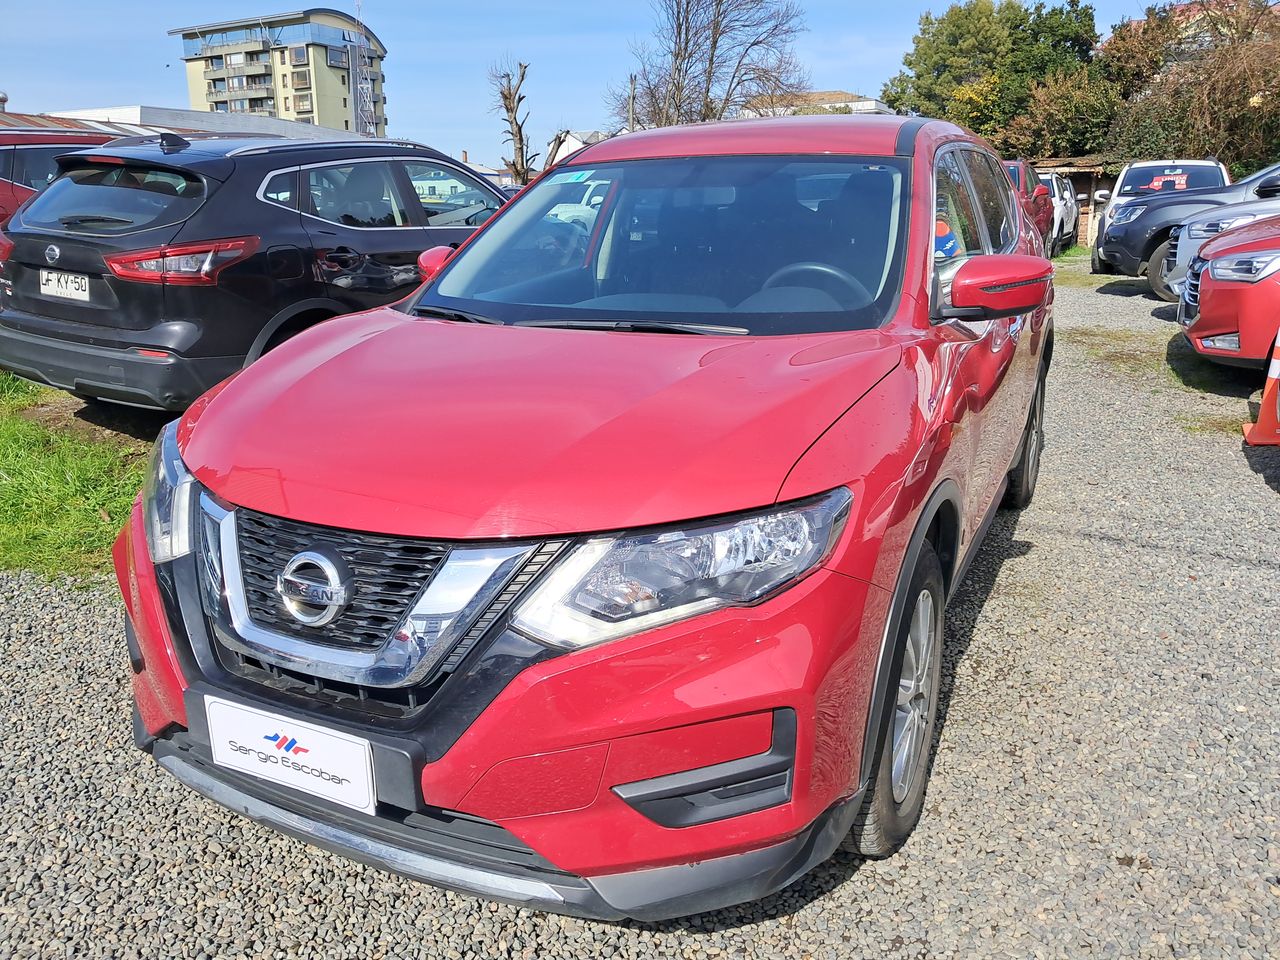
169, 9, 387, 136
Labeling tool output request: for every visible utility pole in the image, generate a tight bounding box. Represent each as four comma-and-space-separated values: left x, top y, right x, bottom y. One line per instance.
628, 73, 636, 132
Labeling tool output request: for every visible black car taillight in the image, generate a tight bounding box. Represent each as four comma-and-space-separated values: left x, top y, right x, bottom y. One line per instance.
0, 230, 14, 275
105, 236, 260, 286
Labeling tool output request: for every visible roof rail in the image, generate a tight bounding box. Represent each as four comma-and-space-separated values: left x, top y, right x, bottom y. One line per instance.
103, 131, 288, 148
225, 138, 432, 157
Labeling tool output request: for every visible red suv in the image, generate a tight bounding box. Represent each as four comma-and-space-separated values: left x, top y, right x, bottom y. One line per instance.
0, 129, 115, 227
1179, 214, 1280, 367
1005, 158, 1053, 250
115, 116, 1053, 920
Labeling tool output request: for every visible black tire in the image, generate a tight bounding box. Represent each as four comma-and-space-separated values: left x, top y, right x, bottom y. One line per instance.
1003, 366, 1047, 509
849, 542, 945, 858
1090, 241, 1114, 275
1147, 239, 1178, 302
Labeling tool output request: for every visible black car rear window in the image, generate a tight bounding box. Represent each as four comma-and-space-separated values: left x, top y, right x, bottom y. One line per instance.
21, 163, 208, 235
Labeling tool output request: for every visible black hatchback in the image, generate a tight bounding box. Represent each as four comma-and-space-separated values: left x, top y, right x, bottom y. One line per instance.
0, 134, 505, 410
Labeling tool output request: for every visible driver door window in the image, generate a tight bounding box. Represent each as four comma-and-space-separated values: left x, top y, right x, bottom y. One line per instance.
401, 160, 501, 229
934, 151, 984, 304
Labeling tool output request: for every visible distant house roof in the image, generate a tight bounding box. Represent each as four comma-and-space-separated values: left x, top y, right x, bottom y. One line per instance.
1033, 155, 1108, 173
567, 130, 611, 145
0, 111, 205, 137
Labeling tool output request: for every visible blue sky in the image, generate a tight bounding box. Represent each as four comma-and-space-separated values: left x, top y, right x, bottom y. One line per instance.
1, 0, 1159, 166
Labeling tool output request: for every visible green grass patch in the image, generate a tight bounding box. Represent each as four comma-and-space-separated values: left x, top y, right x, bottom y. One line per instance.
1176, 413, 1246, 436
1052, 244, 1091, 262
0, 372, 146, 578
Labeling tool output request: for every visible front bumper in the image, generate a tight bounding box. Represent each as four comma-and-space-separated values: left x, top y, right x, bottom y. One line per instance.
0, 318, 238, 410
143, 719, 861, 921
1180, 273, 1278, 368
115, 498, 887, 918
1099, 228, 1146, 276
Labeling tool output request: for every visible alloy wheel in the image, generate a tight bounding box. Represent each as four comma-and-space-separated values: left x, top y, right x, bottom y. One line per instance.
891, 588, 938, 803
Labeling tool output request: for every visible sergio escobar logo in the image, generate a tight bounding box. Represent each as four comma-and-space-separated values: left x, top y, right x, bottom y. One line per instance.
225, 737, 353, 786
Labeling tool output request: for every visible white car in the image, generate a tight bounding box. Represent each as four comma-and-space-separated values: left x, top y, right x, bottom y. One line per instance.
1038, 173, 1081, 256
1090, 159, 1230, 273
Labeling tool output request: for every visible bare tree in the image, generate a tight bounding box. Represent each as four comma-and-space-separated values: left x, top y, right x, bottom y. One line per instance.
489, 59, 538, 184
607, 0, 809, 128
544, 129, 571, 169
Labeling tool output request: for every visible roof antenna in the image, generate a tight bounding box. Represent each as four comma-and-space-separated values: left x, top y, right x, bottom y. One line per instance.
159, 132, 191, 154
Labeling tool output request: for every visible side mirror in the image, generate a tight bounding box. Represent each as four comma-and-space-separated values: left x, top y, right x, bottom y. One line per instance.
1033, 185, 1050, 200
937, 255, 1053, 323
1094, 189, 1111, 203
1256, 174, 1280, 199
1076, 193, 1088, 202
417, 245, 454, 283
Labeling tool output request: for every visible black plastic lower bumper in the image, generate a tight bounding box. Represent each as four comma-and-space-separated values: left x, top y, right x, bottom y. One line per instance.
0, 321, 237, 410
140, 720, 862, 922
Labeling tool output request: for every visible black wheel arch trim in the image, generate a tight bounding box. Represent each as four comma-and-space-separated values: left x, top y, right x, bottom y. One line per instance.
244, 298, 347, 364
857, 478, 961, 789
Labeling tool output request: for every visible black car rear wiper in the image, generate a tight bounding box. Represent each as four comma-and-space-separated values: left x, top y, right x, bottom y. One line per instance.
58, 215, 135, 226
514, 319, 749, 336
412, 305, 503, 324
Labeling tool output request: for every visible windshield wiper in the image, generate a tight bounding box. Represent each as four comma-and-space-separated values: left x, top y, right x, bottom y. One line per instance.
412, 305, 503, 324
514, 319, 749, 336
58, 215, 135, 226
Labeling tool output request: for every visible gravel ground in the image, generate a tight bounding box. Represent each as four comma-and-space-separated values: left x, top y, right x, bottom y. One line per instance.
2, 276, 1278, 959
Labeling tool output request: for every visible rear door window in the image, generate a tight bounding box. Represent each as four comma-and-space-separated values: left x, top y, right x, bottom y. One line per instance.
21, 163, 208, 235
305, 161, 412, 228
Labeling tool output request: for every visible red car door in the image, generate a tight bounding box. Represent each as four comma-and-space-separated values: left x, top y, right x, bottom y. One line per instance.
933, 149, 1031, 533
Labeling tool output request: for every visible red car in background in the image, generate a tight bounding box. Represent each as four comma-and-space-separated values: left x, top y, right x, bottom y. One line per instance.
1179, 214, 1280, 367
116, 115, 1053, 920
0, 129, 114, 227
1005, 158, 1053, 250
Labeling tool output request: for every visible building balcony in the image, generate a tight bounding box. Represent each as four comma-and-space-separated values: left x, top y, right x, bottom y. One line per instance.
207, 85, 274, 102
197, 38, 270, 56
203, 62, 273, 80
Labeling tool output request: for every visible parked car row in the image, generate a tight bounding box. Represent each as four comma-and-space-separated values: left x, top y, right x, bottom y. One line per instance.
0, 114, 1059, 920
0, 132, 506, 408
1080, 152, 1280, 368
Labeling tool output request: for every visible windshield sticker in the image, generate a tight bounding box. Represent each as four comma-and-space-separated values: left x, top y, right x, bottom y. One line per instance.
547, 169, 596, 185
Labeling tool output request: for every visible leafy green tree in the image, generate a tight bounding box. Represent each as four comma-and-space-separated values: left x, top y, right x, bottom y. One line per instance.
881, 0, 1015, 117
883, 0, 1099, 150
1006, 67, 1122, 156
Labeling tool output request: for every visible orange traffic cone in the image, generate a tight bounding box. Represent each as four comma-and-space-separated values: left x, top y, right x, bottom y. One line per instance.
1242, 329, 1280, 446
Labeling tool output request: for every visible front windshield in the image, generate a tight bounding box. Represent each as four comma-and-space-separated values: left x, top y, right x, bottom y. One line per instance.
1117, 164, 1226, 197
422, 155, 910, 335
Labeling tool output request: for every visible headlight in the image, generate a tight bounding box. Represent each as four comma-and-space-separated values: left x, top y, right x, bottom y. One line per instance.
512, 489, 852, 650
1110, 204, 1146, 225
1188, 214, 1258, 239
143, 421, 195, 563
1208, 249, 1280, 283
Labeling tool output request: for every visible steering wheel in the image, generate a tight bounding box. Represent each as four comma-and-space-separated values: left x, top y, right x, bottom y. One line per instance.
762, 261, 871, 307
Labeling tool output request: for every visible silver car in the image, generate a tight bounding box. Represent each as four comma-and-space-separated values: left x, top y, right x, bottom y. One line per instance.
1162, 197, 1280, 295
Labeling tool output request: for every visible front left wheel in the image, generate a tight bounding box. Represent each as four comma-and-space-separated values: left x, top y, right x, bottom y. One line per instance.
848, 542, 944, 858
1147, 239, 1178, 302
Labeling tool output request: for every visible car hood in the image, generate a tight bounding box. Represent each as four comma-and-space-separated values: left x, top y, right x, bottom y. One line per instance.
1199, 213, 1280, 259
180, 310, 903, 540
1184, 197, 1280, 230
1123, 182, 1238, 216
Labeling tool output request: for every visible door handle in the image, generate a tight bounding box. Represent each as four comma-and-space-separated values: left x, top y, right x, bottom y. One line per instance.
324, 247, 361, 267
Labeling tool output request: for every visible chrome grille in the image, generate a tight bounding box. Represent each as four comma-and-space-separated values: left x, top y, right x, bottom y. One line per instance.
235, 509, 451, 649
1165, 227, 1180, 271
1185, 258, 1204, 307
